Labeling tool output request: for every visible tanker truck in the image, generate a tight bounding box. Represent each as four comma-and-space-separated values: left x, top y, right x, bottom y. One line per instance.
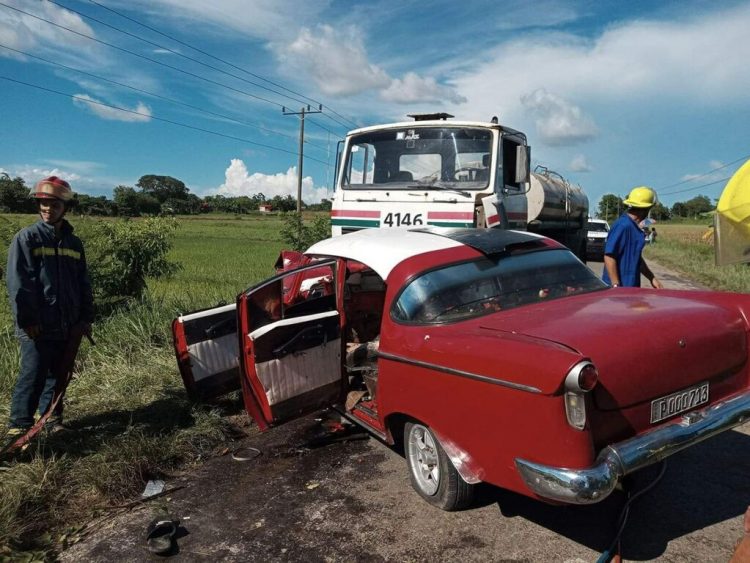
330, 113, 589, 259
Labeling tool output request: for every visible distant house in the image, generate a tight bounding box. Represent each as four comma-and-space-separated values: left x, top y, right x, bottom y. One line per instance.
259, 204, 273, 213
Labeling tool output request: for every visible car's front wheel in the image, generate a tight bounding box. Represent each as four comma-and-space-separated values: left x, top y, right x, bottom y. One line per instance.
404, 422, 474, 511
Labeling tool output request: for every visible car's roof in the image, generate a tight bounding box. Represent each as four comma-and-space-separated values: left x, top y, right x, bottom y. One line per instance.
305, 228, 545, 279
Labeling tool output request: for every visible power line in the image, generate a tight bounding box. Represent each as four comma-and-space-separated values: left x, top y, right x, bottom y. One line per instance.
49, 0, 317, 110
0, 74, 332, 167
660, 176, 731, 197
0, 43, 330, 154
656, 154, 750, 191
307, 117, 343, 137
0, 2, 286, 109
85, 0, 319, 107
82, 0, 359, 130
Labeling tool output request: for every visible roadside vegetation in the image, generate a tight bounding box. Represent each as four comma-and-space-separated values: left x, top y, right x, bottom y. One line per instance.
643, 223, 750, 293
0, 212, 327, 559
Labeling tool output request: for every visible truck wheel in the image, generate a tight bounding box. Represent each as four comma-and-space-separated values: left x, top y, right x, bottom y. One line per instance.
404, 422, 474, 511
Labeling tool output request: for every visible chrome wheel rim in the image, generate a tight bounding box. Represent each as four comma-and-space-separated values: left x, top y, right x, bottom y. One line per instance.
407, 424, 440, 496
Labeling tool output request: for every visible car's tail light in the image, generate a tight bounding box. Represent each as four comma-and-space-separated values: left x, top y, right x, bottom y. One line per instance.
564, 361, 598, 430
565, 362, 598, 393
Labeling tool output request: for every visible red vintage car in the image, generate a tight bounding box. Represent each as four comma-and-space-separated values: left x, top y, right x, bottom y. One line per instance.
172, 228, 750, 511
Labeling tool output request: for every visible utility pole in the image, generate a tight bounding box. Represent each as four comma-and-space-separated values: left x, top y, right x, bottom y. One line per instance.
283, 104, 322, 213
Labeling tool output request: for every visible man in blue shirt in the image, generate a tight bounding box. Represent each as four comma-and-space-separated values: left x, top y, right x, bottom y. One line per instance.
602, 186, 663, 289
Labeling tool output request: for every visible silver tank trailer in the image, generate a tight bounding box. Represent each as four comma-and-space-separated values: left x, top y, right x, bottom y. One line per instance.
527, 170, 588, 226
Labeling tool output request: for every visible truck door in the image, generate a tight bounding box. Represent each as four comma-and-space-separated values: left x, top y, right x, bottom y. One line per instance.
172, 303, 241, 401
237, 259, 344, 430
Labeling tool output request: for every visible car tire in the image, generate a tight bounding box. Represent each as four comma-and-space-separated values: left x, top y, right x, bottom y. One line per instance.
404, 421, 474, 511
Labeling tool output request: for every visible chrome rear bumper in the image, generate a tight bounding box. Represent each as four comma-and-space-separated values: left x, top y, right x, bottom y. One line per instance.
515, 390, 750, 504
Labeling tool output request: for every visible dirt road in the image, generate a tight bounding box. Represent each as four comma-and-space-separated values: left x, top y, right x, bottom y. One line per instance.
63, 260, 749, 563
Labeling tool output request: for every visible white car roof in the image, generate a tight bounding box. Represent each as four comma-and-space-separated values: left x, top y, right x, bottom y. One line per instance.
305, 228, 464, 279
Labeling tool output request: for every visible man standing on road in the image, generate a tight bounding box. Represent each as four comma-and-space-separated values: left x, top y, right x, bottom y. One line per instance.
4, 176, 94, 443
602, 186, 664, 289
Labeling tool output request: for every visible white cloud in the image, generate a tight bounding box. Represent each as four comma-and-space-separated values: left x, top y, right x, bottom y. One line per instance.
570, 154, 593, 173
72, 94, 152, 122
279, 24, 463, 106
0, 0, 98, 60
217, 159, 330, 203
119, 0, 321, 41
680, 160, 729, 183
281, 25, 390, 96
494, 1, 581, 31
381, 72, 466, 105
9, 166, 82, 186
521, 89, 598, 146
452, 4, 750, 139
45, 160, 104, 174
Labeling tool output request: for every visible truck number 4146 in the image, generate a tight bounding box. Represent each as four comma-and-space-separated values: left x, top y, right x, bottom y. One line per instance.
383, 212, 424, 227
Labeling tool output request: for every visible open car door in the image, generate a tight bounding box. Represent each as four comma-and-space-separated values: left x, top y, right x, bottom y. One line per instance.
172, 303, 240, 401
238, 259, 345, 430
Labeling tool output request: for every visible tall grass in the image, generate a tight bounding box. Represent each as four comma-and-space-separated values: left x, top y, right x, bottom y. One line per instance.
644, 224, 750, 293
0, 213, 292, 557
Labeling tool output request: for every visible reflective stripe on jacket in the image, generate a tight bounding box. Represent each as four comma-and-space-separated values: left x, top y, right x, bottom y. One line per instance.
6, 219, 94, 339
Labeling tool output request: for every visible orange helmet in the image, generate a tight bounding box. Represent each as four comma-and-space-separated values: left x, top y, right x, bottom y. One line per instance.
31, 176, 73, 201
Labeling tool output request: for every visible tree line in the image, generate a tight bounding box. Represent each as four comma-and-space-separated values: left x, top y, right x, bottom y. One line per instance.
596, 193, 714, 222
0, 173, 332, 216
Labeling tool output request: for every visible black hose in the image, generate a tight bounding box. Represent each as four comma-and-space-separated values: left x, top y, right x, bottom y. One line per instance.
597, 460, 668, 563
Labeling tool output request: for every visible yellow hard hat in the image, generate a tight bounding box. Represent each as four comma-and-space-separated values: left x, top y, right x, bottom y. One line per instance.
623, 186, 656, 208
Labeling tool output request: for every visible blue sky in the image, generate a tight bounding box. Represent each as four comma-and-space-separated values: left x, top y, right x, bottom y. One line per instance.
2, 0, 750, 209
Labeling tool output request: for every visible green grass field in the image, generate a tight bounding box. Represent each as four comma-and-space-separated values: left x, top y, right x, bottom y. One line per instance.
0, 213, 748, 558
643, 223, 750, 293
0, 213, 292, 557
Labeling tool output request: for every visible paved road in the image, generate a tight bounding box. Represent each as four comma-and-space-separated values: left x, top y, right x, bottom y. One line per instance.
63, 259, 748, 563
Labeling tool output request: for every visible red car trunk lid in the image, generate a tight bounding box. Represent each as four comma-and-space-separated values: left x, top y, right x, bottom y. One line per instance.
479, 290, 748, 409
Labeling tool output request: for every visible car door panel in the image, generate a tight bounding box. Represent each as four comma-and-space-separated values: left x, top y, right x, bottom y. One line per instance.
238, 260, 345, 428
251, 311, 341, 419
172, 303, 240, 401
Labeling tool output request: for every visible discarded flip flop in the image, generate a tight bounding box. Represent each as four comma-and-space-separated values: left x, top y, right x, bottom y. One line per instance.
231, 446, 261, 462
146, 518, 178, 555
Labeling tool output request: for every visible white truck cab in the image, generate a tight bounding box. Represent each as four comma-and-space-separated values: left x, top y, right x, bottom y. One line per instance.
331, 113, 588, 259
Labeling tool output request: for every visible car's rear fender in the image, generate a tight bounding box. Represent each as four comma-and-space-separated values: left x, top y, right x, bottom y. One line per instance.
377, 359, 598, 497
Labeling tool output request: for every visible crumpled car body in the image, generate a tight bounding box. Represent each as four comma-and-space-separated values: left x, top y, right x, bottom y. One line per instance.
172, 227, 750, 509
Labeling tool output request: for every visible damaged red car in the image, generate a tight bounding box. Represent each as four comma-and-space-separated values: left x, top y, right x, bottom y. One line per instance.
173, 228, 750, 511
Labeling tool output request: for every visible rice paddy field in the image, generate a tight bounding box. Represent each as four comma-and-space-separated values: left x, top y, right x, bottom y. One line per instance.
0, 213, 747, 558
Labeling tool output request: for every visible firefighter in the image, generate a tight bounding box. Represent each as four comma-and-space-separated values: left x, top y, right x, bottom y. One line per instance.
602, 186, 663, 289
4, 176, 94, 442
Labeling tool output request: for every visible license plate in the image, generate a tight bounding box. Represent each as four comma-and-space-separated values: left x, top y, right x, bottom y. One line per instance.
650, 382, 709, 424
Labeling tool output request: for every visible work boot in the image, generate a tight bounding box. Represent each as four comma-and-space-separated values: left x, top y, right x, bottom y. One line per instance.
44, 417, 69, 435
2, 427, 31, 451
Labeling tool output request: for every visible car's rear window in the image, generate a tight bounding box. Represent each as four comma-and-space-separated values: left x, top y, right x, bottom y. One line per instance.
392, 249, 607, 324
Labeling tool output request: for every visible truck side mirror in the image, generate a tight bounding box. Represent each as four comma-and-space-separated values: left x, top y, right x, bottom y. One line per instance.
515, 145, 530, 184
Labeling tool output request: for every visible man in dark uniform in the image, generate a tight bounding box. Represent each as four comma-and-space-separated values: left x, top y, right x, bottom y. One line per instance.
4, 176, 94, 441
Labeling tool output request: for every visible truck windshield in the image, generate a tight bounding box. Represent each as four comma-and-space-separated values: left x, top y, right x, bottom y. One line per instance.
343, 127, 492, 191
